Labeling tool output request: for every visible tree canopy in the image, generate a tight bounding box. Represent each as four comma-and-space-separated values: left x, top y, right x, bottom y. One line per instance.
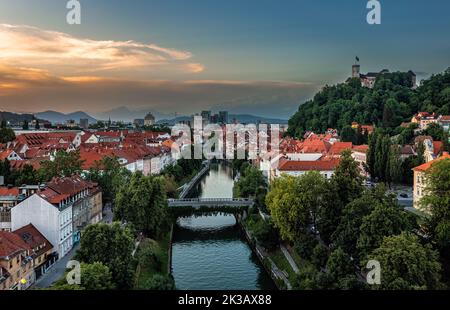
368, 232, 442, 290
75, 223, 135, 289
287, 69, 450, 138
114, 173, 169, 238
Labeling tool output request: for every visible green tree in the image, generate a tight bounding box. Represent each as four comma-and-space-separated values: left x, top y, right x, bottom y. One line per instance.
332, 188, 380, 260
87, 156, 128, 203
75, 223, 135, 289
12, 164, 39, 186
0, 127, 15, 143
80, 262, 115, 290
252, 220, 279, 251
38, 150, 84, 181
142, 274, 175, 290
114, 173, 169, 237
266, 172, 326, 242
357, 197, 411, 258
368, 232, 442, 290
22, 120, 29, 130
292, 264, 319, 290
318, 150, 364, 244
311, 243, 329, 269
388, 145, 402, 185
315, 247, 362, 289
421, 159, 450, 249
340, 126, 356, 143
234, 165, 267, 199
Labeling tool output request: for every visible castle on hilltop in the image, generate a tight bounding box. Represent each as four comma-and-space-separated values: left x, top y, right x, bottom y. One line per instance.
351, 61, 416, 89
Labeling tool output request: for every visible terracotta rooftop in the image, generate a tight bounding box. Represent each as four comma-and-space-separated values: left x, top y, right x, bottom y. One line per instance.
13, 224, 53, 258
413, 153, 450, 172
0, 187, 20, 197
0, 231, 29, 259
328, 142, 353, 155
352, 145, 369, 153
278, 158, 340, 172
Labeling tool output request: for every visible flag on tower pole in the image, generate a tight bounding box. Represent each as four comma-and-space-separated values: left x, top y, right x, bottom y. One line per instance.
356, 56, 360, 62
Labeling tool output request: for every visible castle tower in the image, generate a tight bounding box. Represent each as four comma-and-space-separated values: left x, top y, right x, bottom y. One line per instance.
352, 64, 361, 78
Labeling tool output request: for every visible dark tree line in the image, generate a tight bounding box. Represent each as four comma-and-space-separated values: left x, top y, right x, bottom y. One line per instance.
367, 129, 425, 185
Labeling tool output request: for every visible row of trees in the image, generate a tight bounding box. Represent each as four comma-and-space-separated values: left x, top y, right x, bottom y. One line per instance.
265, 150, 445, 289
367, 129, 425, 185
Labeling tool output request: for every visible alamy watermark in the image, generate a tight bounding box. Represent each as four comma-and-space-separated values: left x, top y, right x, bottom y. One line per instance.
66, 1, 381, 26
366, 260, 381, 285
367, 0, 381, 25
66, 260, 81, 285
66, 0, 81, 25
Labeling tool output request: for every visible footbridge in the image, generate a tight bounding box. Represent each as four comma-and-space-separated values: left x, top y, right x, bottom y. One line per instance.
168, 198, 254, 208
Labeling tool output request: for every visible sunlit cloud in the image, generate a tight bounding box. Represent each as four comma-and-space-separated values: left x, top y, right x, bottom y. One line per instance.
0, 23, 202, 76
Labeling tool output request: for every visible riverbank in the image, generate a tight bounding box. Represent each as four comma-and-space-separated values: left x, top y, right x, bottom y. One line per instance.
134, 229, 173, 289
238, 213, 295, 290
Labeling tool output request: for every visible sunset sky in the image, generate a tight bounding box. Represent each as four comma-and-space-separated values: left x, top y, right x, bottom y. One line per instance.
0, 0, 449, 119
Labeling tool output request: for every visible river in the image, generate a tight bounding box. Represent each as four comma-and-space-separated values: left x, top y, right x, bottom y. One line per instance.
171, 163, 276, 290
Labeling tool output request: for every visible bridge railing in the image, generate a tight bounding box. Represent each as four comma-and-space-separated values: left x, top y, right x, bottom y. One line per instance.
168, 198, 253, 202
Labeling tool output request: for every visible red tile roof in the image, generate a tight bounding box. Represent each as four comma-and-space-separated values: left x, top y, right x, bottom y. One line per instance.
0, 187, 19, 197
329, 142, 353, 155
13, 224, 53, 257
413, 153, 450, 172
0, 150, 14, 160
352, 145, 369, 153
39, 175, 98, 205
278, 158, 340, 172
0, 231, 29, 259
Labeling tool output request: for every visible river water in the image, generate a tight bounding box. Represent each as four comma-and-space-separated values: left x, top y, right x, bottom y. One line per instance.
171, 163, 276, 290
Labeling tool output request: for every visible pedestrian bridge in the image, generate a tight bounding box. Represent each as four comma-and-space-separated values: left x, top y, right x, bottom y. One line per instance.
167, 198, 254, 208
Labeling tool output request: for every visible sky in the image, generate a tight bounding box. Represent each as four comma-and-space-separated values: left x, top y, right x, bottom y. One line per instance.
0, 0, 449, 119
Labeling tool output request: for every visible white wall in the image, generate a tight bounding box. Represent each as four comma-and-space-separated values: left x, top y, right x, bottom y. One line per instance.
11, 195, 73, 259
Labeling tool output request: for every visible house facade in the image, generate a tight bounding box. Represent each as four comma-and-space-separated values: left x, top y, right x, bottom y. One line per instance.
412, 152, 450, 211
0, 231, 34, 290
12, 176, 102, 258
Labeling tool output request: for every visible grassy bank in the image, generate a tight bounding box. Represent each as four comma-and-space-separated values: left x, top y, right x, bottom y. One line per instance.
243, 213, 295, 288
134, 229, 173, 289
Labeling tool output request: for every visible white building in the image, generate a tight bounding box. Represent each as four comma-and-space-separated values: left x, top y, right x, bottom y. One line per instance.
12, 194, 73, 259
274, 158, 340, 180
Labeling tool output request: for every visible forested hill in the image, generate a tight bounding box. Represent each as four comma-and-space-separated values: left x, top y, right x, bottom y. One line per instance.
287, 68, 450, 138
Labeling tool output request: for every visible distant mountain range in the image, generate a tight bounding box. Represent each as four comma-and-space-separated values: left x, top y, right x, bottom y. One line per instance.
157, 114, 288, 125
35, 111, 97, 124
92, 106, 288, 125
0, 111, 35, 123
92, 106, 173, 122
32, 107, 288, 126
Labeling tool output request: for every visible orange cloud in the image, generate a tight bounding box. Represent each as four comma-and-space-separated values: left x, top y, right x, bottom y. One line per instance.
0, 24, 203, 77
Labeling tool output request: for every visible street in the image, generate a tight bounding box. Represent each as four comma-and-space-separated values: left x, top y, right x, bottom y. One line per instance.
33, 243, 80, 289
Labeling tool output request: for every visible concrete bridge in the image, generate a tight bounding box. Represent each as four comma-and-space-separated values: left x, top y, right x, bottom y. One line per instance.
178, 161, 211, 199
168, 198, 254, 208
